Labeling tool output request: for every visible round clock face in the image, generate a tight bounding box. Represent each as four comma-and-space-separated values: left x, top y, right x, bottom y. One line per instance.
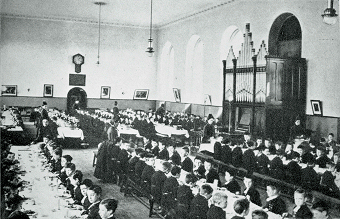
73, 54, 84, 65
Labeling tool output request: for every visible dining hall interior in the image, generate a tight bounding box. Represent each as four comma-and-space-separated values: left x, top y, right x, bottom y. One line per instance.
1, 0, 340, 219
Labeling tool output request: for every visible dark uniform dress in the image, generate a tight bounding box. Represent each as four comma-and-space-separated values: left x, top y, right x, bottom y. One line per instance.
242, 149, 257, 174
94, 141, 111, 182
315, 155, 331, 168
135, 160, 146, 180
182, 157, 193, 173
222, 179, 241, 194
290, 124, 305, 140
170, 151, 181, 166
294, 204, 313, 219
244, 186, 262, 206
285, 160, 302, 184
205, 169, 220, 186
270, 156, 285, 180
158, 149, 169, 160
176, 185, 194, 218
256, 153, 270, 175
189, 194, 209, 219
263, 196, 286, 215
86, 201, 101, 219
206, 205, 225, 219
232, 147, 243, 168
72, 186, 83, 204
150, 170, 167, 204
213, 142, 223, 161
161, 176, 179, 210
141, 165, 155, 193
221, 145, 232, 164
301, 166, 320, 190
202, 123, 215, 143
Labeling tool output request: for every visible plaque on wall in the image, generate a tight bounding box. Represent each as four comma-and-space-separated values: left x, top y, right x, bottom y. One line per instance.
69, 74, 86, 86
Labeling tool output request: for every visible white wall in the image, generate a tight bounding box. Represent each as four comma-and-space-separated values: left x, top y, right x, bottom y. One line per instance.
0, 17, 158, 100
156, 0, 340, 117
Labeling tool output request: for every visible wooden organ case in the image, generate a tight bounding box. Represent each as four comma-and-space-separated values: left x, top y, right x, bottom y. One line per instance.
222, 23, 306, 141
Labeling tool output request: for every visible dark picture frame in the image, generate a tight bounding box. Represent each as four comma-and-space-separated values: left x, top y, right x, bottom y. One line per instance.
100, 86, 111, 99
133, 89, 149, 100
173, 88, 181, 102
311, 100, 322, 116
43, 84, 53, 97
1, 85, 17, 96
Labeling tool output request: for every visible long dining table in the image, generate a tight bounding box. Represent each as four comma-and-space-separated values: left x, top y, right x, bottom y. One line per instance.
11, 145, 84, 219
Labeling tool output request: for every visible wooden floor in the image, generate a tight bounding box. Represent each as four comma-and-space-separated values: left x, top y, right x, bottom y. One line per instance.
65, 147, 156, 219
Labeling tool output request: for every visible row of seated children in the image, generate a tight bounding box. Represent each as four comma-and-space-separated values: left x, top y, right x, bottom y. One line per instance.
31, 138, 119, 219
212, 135, 340, 198
121, 140, 278, 219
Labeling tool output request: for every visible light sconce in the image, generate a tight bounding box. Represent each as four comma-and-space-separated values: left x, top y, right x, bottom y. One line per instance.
146, 0, 155, 57
322, 0, 338, 25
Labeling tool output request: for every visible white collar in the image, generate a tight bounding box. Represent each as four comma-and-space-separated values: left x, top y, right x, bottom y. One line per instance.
266, 195, 279, 202
88, 200, 100, 209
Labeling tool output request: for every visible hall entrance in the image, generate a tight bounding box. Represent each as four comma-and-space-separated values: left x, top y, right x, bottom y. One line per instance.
67, 87, 87, 114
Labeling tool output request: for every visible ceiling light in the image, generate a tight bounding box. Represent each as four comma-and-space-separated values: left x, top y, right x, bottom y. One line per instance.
322, 0, 338, 25
95, 2, 106, 64
146, 0, 155, 57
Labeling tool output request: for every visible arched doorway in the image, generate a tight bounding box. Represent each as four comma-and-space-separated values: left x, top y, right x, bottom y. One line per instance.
266, 13, 306, 141
67, 87, 87, 113
268, 13, 302, 58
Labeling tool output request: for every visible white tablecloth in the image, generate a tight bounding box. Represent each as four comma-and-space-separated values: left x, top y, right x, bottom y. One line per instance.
117, 125, 140, 137
57, 127, 84, 140
11, 146, 83, 219
155, 124, 189, 138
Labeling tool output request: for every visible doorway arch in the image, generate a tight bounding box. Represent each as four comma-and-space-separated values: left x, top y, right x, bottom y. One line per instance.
268, 13, 302, 58
67, 87, 87, 113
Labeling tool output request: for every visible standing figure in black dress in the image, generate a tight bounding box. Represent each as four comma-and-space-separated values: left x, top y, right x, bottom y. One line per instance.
202, 114, 215, 143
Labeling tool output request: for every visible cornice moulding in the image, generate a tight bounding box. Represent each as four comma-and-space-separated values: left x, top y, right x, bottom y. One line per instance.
0, 0, 236, 29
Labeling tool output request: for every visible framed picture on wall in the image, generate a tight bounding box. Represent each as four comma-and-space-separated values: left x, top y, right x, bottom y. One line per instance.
44, 84, 53, 97
173, 88, 181, 102
204, 94, 212, 105
311, 100, 322, 116
100, 86, 111, 99
1, 85, 17, 96
133, 89, 149, 100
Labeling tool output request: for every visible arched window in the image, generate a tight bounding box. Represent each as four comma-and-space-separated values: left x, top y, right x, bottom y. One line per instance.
220, 25, 243, 67
158, 42, 175, 101
185, 35, 204, 104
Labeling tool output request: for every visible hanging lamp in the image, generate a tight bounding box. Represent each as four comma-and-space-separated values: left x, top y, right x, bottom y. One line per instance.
146, 0, 155, 57
94, 2, 106, 64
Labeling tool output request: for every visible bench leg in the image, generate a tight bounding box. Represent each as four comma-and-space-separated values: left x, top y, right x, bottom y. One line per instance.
149, 198, 154, 217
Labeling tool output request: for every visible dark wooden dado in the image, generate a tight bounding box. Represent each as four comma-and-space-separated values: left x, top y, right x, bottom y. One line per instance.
306, 115, 340, 143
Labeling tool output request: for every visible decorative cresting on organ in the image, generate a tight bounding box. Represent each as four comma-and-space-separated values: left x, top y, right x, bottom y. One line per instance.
224, 23, 268, 103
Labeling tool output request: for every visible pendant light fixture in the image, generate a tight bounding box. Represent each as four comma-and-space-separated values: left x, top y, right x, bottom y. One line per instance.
95, 2, 106, 64
146, 0, 155, 57
322, 0, 338, 25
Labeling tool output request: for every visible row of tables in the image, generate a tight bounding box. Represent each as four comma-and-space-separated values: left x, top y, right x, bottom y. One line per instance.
12, 145, 83, 219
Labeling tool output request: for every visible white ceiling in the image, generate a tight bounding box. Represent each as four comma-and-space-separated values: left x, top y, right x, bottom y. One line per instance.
1, 0, 235, 27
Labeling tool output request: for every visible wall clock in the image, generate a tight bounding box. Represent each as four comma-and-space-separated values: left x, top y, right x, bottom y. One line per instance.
72, 53, 85, 73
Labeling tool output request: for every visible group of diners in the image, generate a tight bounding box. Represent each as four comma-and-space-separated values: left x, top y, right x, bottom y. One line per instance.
93, 135, 334, 219
1, 129, 119, 219
207, 131, 340, 198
